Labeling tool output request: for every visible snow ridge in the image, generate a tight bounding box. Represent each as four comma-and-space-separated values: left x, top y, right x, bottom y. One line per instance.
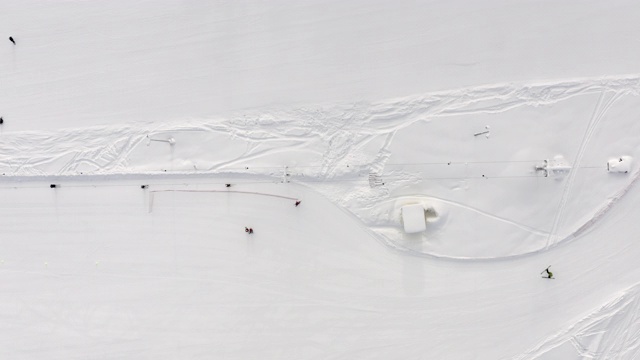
517, 283, 640, 360
0, 75, 638, 178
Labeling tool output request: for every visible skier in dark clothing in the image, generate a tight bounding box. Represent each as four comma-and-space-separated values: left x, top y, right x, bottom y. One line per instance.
9, 37, 15, 45
295, 200, 301, 207
249, 228, 253, 234
245, 227, 249, 233
542, 266, 553, 279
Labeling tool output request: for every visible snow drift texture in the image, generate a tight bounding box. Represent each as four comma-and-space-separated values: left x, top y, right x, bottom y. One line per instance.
1, 1, 640, 359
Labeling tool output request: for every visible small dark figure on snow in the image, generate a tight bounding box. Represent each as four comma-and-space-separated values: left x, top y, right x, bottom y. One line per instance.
295, 200, 301, 207
542, 266, 553, 279
225, 184, 231, 188
249, 228, 253, 234
9, 37, 15, 45
245, 227, 249, 233
0, 117, 3, 125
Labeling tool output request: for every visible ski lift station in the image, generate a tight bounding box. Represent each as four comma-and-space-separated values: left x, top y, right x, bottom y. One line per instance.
535, 155, 571, 178
607, 156, 632, 173
401, 204, 427, 233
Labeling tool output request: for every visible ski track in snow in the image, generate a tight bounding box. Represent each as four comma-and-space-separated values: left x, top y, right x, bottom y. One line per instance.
359, 161, 640, 262
1, 75, 639, 260
516, 282, 640, 360
1, 75, 638, 178
545, 90, 624, 249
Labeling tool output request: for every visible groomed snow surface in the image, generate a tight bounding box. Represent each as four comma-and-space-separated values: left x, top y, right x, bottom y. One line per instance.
2, 1, 640, 359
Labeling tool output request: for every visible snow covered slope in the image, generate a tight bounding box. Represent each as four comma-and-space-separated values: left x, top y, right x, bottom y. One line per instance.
1, 0, 640, 131
2, 1, 640, 359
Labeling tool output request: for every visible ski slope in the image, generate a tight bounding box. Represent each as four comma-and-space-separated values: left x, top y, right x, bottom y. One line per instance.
2, 1, 640, 359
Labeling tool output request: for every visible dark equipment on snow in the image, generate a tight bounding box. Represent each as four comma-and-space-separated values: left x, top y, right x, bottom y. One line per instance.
225, 184, 231, 187
9, 37, 15, 45
141, 185, 148, 189
50, 184, 57, 188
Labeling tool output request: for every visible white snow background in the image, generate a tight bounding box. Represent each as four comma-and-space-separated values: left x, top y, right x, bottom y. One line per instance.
1, 0, 640, 359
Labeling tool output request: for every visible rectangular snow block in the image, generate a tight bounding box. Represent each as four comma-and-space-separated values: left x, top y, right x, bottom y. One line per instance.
401, 204, 426, 233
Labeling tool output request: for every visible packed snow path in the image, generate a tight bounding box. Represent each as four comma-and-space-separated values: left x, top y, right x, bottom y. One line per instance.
1, 75, 639, 259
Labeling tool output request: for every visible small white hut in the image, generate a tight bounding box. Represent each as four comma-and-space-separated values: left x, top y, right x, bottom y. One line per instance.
401, 204, 426, 233
607, 156, 632, 173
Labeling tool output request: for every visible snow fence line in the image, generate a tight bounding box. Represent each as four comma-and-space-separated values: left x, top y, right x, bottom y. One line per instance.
147, 189, 299, 213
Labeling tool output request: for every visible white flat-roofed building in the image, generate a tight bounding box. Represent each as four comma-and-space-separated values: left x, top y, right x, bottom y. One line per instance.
401, 204, 426, 233
607, 156, 632, 173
